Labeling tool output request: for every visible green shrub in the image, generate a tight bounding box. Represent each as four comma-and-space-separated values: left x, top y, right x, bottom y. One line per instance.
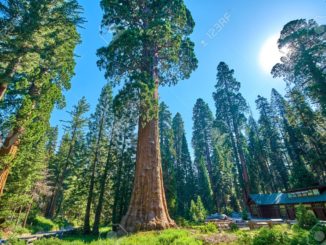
222, 207, 233, 216
12, 226, 30, 235
295, 204, 318, 230
290, 230, 309, 245
156, 229, 188, 244
241, 209, 249, 221
117, 229, 201, 245
174, 236, 202, 245
34, 238, 114, 245
190, 197, 207, 223
199, 222, 218, 234
237, 231, 254, 245
53, 217, 71, 229
99, 226, 112, 235
7, 238, 26, 245
309, 223, 326, 245
34, 238, 66, 245
252, 226, 290, 245
30, 216, 59, 233
229, 223, 239, 231
175, 217, 191, 227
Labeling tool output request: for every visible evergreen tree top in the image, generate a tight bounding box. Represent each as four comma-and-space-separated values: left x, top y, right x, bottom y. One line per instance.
97, 0, 198, 87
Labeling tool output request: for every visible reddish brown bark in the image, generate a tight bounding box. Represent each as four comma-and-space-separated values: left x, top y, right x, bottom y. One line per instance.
0, 82, 37, 196
0, 128, 22, 195
120, 87, 175, 232
0, 83, 7, 101
0, 166, 10, 196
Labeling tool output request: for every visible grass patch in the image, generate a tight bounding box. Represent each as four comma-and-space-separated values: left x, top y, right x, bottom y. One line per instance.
188, 223, 218, 234
99, 226, 112, 235
33, 229, 202, 245
29, 216, 60, 233
118, 229, 202, 245
18, 224, 320, 245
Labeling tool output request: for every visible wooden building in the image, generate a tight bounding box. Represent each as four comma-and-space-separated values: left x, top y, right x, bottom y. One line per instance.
248, 186, 326, 220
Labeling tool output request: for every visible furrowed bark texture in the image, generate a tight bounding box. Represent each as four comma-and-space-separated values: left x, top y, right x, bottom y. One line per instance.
120, 87, 175, 232
0, 129, 21, 195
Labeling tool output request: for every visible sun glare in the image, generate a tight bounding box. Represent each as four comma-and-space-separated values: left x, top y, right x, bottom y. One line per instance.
259, 34, 287, 74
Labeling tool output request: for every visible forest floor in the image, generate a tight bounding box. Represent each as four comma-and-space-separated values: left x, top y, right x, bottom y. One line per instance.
28, 228, 241, 245
4, 223, 319, 244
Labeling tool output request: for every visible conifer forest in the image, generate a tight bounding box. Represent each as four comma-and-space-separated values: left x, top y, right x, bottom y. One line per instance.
0, 0, 325, 244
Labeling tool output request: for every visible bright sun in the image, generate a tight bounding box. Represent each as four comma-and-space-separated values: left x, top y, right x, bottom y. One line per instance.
259, 34, 286, 74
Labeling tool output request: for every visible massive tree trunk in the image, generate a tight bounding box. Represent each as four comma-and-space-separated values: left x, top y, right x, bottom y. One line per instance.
119, 84, 175, 233
0, 128, 22, 195
0, 166, 11, 196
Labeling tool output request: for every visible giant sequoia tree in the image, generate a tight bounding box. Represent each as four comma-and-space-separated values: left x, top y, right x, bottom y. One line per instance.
272, 19, 326, 115
97, 0, 197, 232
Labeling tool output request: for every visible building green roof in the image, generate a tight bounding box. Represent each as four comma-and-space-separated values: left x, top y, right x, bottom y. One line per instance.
250, 191, 326, 205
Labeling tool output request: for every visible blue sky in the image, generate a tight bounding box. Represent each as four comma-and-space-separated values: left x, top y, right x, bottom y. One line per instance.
50, 0, 326, 149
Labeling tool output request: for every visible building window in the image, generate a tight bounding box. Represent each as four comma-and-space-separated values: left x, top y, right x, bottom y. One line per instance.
312, 189, 320, 195
280, 205, 287, 219
287, 189, 320, 199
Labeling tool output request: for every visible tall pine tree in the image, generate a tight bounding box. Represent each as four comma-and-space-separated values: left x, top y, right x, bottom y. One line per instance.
83, 84, 114, 234
159, 102, 177, 217
256, 95, 289, 191
213, 62, 250, 206
46, 97, 89, 218
172, 113, 196, 218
